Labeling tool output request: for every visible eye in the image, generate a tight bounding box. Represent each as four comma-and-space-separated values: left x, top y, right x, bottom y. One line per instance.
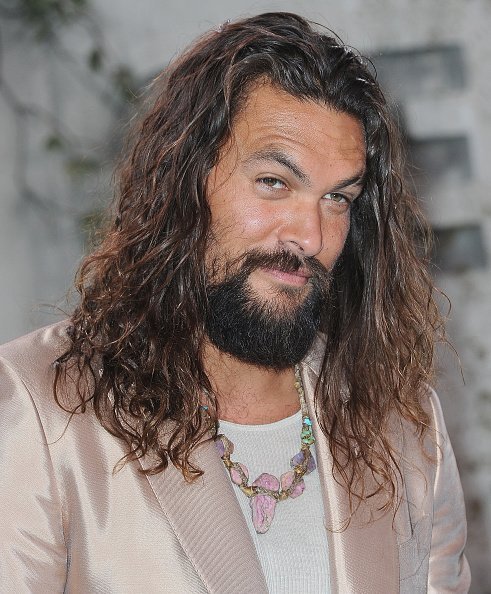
257, 177, 287, 190
323, 192, 349, 204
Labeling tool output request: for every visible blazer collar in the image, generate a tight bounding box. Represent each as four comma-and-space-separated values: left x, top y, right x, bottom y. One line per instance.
140, 437, 268, 593
300, 357, 400, 593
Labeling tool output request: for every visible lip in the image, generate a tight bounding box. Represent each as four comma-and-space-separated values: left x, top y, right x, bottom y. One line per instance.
260, 267, 311, 287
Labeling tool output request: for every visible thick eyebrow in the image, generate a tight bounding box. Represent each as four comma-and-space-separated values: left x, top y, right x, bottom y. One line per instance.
245, 147, 366, 193
245, 149, 311, 186
329, 171, 366, 193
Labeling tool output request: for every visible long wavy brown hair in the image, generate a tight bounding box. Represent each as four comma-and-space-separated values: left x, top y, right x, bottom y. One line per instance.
55, 12, 443, 510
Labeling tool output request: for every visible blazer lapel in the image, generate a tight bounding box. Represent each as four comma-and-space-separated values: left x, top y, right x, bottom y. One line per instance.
300, 360, 400, 594
140, 438, 268, 594
137, 352, 399, 593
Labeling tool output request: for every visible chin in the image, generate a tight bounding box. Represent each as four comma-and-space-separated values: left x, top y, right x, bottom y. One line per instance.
247, 278, 313, 307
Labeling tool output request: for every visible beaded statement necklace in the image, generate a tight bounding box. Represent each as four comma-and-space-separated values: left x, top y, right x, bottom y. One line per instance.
215, 365, 316, 534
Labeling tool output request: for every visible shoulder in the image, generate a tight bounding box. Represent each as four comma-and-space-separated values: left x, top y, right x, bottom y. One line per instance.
0, 320, 71, 380
393, 385, 452, 474
423, 386, 453, 448
0, 320, 71, 394
0, 321, 74, 436
400, 385, 453, 461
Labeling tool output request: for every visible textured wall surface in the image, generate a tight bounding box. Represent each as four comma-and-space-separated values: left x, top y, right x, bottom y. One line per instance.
1, 1, 490, 590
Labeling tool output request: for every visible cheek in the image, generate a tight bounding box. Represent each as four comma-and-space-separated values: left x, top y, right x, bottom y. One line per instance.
208, 170, 280, 247
237, 206, 276, 240
215, 202, 277, 248
320, 215, 351, 267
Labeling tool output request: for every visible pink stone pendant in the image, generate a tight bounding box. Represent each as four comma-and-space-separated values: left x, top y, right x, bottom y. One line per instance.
250, 473, 280, 533
250, 494, 277, 533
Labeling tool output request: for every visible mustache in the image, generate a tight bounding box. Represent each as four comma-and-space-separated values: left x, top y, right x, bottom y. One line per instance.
212, 249, 331, 285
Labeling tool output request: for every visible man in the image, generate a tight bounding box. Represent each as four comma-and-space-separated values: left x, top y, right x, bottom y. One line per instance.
0, 12, 470, 593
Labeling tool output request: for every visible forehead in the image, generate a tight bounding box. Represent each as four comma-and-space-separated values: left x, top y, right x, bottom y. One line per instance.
225, 83, 366, 168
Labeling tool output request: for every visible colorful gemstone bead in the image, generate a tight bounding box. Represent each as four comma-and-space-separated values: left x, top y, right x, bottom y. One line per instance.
230, 462, 248, 485
280, 470, 294, 491
215, 434, 234, 457
306, 453, 316, 474
290, 450, 305, 467
252, 472, 280, 492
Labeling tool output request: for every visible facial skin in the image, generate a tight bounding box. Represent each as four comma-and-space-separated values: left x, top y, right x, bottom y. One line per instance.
206, 82, 366, 322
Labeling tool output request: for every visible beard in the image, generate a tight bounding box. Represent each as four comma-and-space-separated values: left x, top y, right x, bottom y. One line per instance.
204, 249, 331, 370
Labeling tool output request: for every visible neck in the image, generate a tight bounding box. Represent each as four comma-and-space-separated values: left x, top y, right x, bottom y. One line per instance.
204, 343, 301, 424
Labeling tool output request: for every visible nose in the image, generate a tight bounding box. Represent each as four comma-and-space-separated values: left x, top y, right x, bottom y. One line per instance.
277, 201, 323, 258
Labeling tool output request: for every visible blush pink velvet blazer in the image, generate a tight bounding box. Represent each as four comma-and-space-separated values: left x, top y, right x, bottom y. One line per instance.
0, 323, 470, 593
